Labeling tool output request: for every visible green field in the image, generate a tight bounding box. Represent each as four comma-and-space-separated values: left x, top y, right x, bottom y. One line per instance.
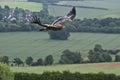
0, 0, 120, 18
10, 62, 120, 75
0, 2, 42, 12
48, 0, 120, 19
0, 32, 120, 62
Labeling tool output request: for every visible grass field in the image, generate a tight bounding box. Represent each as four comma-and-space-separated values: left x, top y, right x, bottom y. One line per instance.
48, 0, 120, 19
0, 32, 120, 62
0, 2, 42, 12
10, 62, 120, 75
0, 0, 119, 18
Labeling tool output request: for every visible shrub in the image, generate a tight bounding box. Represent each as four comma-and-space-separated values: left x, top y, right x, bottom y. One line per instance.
14, 71, 120, 80
0, 63, 14, 80
48, 29, 70, 40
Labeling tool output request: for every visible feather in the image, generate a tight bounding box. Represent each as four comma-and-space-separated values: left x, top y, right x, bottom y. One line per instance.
31, 6, 76, 31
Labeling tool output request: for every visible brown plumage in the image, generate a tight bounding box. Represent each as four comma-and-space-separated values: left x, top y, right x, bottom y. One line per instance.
31, 6, 76, 31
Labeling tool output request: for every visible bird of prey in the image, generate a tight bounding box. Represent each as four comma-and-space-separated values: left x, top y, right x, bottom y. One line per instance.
31, 6, 76, 31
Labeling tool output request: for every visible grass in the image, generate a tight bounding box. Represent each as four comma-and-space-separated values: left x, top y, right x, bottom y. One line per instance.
0, 2, 42, 12
0, 32, 120, 62
10, 62, 120, 75
0, 0, 119, 18
48, 0, 120, 19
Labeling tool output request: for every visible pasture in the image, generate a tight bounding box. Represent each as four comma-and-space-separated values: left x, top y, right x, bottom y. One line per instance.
0, 32, 120, 62
48, 0, 120, 19
0, 2, 42, 12
10, 62, 120, 75
0, 0, 120, 18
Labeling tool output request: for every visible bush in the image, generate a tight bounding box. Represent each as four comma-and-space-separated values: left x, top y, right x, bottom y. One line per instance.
59, 49, 83, 64
0, 63, 14, 80
48, 29, 70, 40
14, 71, 120, 80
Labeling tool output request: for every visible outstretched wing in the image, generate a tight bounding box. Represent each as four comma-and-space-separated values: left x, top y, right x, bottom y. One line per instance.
31, 6, 76, 29
52, 6, 76, 26
31, 16, 48, 27
66, 6, 76, 20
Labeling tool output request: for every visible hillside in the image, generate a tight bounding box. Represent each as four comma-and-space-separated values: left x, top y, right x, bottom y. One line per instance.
0, 32, 120, 62
0, 0, 119, 18
0, 0, 27, 1
0, 2, 42, 12
48, 0, 120, 19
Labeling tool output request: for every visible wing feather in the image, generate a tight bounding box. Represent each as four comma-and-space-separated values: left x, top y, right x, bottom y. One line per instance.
52, 6, 76, 26
31, 16, 48, 27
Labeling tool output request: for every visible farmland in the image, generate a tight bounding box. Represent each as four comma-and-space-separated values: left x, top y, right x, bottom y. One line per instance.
0, 32, 120, 62
0, 2, 42, 12
0, 0, 120, 18
10, 62, 120, 75
0, 0, 120, 78
48, 0, 120, 19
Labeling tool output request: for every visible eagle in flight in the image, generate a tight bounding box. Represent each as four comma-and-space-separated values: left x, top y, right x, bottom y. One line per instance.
31, 6, 76, 31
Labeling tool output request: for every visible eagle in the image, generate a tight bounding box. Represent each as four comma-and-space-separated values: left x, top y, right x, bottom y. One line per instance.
31, 6, 76, 31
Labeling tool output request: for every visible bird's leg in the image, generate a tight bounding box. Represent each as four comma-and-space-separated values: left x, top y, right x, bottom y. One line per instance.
39, 28, 46, 31
39, 27, 47, 31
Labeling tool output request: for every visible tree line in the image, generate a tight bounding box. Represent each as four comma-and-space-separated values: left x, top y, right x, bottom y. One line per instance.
66, 18, 120, 33
1, 44, 120, 66
0, 5, 120, 34
0, 55, 54, 67
1, 58, 120, 80
59, 44, 120, 64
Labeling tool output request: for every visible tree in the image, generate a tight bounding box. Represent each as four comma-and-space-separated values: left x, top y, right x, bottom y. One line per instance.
88, 50, 112, 63
31, 62, 38, 66
37, 58, 43, 65
115, 55, 120, 62
0, 63, 14, 80
31, 58, 43, 66
102, 53, 112, 62
25, 57, 33, 66
107, 50, 120, 55
59, 49, 83, 64
0, 56, 9, 65
88, 50, 100, 63
94, 44, 103, 52
48, 29, 70, 40
44, 55, 54, 65
0, 13, 2, 20
13, 58, 23, 66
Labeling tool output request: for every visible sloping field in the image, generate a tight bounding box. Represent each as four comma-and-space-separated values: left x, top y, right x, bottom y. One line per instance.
0, 0, 27, 1
0, 2, 42, 12
11, 62, 120, 75
48, 0, 120, 19
0, 32, 120, 62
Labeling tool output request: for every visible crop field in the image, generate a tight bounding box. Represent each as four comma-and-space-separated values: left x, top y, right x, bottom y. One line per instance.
0, 32, 120, 62
0, 0, 119, 18
48, 0, 120, 19
0, 2, 42, 12
10, 62, 120, 75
